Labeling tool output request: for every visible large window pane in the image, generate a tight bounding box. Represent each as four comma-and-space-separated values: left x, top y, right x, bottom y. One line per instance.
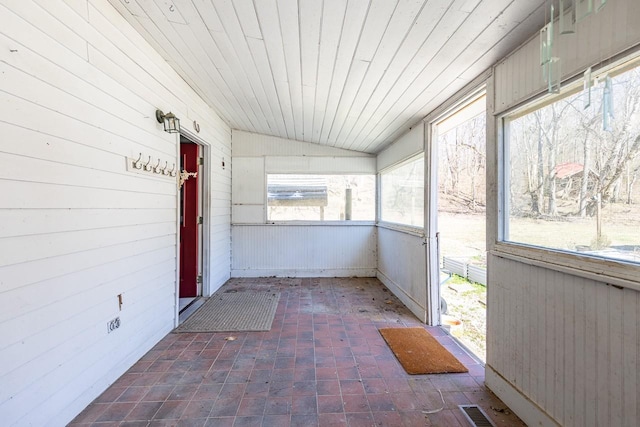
381, 156, 424, 227
504, 59, 640, 264
267, 174, 375, 221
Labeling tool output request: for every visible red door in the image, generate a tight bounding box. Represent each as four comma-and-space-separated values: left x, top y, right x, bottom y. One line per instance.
180, 142, 199, 297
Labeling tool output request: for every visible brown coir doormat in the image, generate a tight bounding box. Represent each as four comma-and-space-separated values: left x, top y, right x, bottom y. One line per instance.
379, 327, 468, 374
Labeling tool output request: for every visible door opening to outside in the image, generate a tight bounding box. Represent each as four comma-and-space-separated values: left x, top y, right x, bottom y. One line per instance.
432, 93, 488, 362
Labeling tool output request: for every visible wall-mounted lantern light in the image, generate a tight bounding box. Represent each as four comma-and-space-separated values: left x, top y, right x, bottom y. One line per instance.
155, 109, 180, 133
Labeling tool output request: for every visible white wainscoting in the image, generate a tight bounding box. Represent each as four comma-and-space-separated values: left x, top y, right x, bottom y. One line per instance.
231, 224, 376, 277
376, 226, 427, 322
486, 256, 639, 427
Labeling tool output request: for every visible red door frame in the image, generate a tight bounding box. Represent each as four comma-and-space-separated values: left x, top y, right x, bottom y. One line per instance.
179, 142, 199, 298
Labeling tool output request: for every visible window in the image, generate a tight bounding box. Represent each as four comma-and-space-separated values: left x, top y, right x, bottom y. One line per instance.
267, 174, 375, 221
380, 155, 424, 227
502, 57, 640, 265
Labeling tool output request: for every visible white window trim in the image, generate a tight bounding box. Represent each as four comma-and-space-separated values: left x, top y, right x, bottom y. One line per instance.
376, 221, 425, 237
494, 54, 640, 291
378, 153, 425, 229
265, 173, 376, 223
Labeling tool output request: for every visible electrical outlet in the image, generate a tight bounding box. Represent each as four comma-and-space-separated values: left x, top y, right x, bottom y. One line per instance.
107, 317, 121, 333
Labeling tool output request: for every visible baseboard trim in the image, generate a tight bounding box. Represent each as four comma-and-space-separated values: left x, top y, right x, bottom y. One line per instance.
231, 268, 377, 278
376, 270, 427, 323
485, 365, 561, 427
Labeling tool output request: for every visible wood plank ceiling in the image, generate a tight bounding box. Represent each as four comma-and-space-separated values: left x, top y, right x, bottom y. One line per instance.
109, 0, 546, 153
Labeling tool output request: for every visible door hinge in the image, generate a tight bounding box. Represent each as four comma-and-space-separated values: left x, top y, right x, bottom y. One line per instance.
196, 275, 203, 284
197, 216, 203, 224
198, 157, 204, 165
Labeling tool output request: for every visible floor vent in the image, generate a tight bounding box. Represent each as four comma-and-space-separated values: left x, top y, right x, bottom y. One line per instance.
458, 405, 496, 427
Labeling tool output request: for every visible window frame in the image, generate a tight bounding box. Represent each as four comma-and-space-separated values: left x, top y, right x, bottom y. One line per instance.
494, 52, 640, 291
264, 172, 376, 224
378, 153, 426, 232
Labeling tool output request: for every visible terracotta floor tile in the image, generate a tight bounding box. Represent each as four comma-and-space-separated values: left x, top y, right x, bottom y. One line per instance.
339, 379, 364, 395
71, 403, 109, 424
342, 394, 369, 413
261, 414, 291, 427
125, 401, 163, 421
181, 400, 213, 419
70, 278, 523, 427
204, 417, 234, 427
366, 393, 395, 412
153, 400, 188, 420
264, 397, 291, 415
232, 415, 263, 426
291, 395, 317, 415
317, 395, 344, 414
142, 385, 174, 402
119, 421, 151, 427
236, 397, 266, 416
344, 411, 375, 427
168, 384, 198, 401
94, 387, 126, 403
95, 402, 135, 422
372, 410, 403, 426
208, 397, 240, 418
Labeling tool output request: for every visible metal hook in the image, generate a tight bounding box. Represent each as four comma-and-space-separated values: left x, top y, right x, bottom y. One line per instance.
169, 163, 176, 177
133, 153, 143, 169
161, 161, 169, 175
153, 158, 162, 173
144, 155, 153, 171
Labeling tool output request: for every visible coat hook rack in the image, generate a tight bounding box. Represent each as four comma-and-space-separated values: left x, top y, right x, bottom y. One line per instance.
126, 154, 175, 179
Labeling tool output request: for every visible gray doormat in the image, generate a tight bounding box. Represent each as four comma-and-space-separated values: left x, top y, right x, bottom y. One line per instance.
174, 291, 280, 333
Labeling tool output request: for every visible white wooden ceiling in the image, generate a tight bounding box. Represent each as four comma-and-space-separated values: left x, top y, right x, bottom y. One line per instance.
109, 0, 546, 153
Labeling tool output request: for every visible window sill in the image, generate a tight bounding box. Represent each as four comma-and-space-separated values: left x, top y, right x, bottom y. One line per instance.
233, 221, 376, 226
491, 242, 640, 292
376, 222, 425, 237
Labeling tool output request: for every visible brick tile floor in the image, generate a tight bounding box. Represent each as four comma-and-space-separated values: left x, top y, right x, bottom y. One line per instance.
70, 278, 524, 427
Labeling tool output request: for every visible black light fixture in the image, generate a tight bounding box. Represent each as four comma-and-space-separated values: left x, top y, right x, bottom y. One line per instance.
155, 109, 180, 133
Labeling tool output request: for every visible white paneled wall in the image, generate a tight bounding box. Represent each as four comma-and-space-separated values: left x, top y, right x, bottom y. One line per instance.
376, 125, 424, 171
487, 256, 639, 427
487, 2, 640, 425
375, 126, 426, 322
494, 0, 640, 113
231, 130, 376, 277
232, 225, 377, 277
0, 1, 230, 426
376, 227, 427, 323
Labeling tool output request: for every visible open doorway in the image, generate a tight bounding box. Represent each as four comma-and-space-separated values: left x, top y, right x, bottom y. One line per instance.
178, 136, 203, 313
431, 92, 487, 361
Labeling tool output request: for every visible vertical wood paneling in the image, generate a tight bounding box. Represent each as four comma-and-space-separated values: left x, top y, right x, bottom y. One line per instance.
231, 225, 376, 277
0, 1, 231, 426
622, 291, 638, 426
376, 227, 426, 322
106, 0, 549, 153
494, 0, 640, 113
487, 257, 640, 426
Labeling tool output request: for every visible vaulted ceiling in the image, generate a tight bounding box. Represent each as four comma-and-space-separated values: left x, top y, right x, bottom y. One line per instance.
109, 0, 546, 153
